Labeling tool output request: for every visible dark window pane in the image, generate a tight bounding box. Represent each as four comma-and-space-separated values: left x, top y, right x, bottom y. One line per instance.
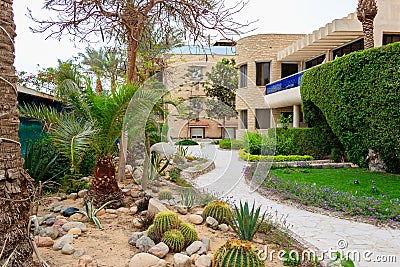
281, 63, 298, 78
256, 62, 270, 86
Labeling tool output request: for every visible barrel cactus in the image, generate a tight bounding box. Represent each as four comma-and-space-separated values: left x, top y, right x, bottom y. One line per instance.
214, 239, 264, 267
162, 229, 185, 252
179, 222, 198, 246
158, 189, 173, 200
153, 211, 180, 238
146, 224, 156, 241
202, 200, 232, 224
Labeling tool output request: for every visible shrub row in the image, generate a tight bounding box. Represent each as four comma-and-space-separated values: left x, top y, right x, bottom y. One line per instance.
301, 42, 400, 173
219, 139, 244, 150
238, 149, 313, 162
175, 139, 199, 146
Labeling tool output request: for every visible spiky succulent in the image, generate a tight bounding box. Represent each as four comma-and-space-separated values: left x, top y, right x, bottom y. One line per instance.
153, 211, 180, 238
158, 189, 173, 200
214, 239, 264, 267
179, 222, 198, 246
202, 200, 232, 224
162, 229, 185, 252
146, 224, 156, 241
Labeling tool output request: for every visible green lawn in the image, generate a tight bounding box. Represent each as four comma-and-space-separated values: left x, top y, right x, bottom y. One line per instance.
270, 168, 400, 200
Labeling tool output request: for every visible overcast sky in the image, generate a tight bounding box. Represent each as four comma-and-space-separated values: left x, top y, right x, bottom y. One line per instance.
13, 0, 358, 73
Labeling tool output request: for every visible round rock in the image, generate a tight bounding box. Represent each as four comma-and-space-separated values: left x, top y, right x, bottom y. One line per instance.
189, 214, 203, 225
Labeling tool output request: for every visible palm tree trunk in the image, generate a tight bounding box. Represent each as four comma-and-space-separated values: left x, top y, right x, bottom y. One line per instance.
85, 156, 123, 208
0, 0, 33, 265
362, 19, 375, 49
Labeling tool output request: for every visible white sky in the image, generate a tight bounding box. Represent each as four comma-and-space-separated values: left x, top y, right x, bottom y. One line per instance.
13, 0, 358, 73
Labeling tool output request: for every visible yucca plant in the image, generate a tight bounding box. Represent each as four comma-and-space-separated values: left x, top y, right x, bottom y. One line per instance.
229, 201, 266, 241
153, 211, 180, 238
180, 190, 195, 210
77, 200, 116, 229
149, 151, 170, 180
162, 229, 185, 252
202, 200, 232, 224
214, 239, 264, 267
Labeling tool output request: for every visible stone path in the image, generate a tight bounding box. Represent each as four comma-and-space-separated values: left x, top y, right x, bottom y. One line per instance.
188, 144, 400, 267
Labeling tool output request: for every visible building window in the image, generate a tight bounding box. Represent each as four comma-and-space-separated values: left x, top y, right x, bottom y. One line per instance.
332, 39, 364, 59
281, 63, 298, 78
256, 62, 270, 86
191, 128, 204, 139
305, 54, 326, 69
383, 34, 400, 45
239, 64, 247, 88
239, 110, 248, 129
255, 109, 270, 129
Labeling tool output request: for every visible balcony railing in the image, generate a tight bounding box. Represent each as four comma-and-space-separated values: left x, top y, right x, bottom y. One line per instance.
265, 70, 306, 95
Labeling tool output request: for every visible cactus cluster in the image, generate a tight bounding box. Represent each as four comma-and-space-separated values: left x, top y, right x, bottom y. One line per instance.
202, 200, 232, 224
179, 223, 198, 246
162, 229, 185, 252
158, 189, 173, 200
153, 211, 180, 238
214, 239, 264, 267
150, 210, 199, 252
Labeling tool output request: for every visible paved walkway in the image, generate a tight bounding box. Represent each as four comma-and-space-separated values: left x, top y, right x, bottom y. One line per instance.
188, 144, 400, 267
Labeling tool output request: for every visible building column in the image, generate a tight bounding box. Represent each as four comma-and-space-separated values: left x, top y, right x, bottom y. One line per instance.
293, 105, 300, 128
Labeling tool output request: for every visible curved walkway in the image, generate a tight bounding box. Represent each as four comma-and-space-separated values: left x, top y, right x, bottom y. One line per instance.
189, 144, 400, 267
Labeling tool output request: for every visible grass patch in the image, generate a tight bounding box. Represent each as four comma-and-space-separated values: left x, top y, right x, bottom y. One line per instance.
270, 168, 400, 200
245, 165, 400, 224
239, 149, 314, 162
219, 139, 244, 150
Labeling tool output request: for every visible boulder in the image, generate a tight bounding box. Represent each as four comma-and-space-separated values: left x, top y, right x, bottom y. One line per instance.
68, 227, 82, 236
148, 242, 169, 258
129, 206, 138, 215
129, 253, 167, 267
148, 198, 168, 216
77, 189, 88, 198
73, 248, 85, 259
177, 206, 188, 215
39, 226, 59, 240
201, 238, 210, 251
78, 255, 93, 267
61, 243, 75, 255
195, 255, 212, 267
68, 193, 78, 200
34, 236, 54, 247
62, 222, 87, 232
136, 236, 155, 252
53, 234, 74, 251
173, 253, 191, 267
205, 217, 218, 229
189, 215, 203, 225
218, 223, 229, 232
62, 207, 80, 217
128, 232, 144, 246
186, 241, 204, 256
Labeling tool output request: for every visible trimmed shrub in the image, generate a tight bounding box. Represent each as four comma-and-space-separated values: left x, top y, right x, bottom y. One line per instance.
238, 149, 314, 162
269, 128, 342, 160
301, 42, 400, 173
219, 139, 244, 150
175, 139, 198, 146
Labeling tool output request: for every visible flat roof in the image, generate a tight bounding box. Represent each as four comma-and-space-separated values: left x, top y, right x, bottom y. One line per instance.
169, 45, 236, 56
277, 12, 363, 61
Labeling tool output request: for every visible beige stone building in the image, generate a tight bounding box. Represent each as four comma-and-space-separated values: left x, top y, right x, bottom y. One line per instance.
236, 0, 400, 139
164, 42, 238, 140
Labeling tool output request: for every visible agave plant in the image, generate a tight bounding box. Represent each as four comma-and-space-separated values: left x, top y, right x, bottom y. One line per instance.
77, 200, 116, 229
180, 190, 195, 210
229, 201, 266, 241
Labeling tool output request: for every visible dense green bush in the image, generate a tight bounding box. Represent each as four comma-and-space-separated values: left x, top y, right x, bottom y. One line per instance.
239, 149, 313, 162
243, 132, 275, 155
219, 139, 244, 150
269, 128, 342, 160
301, 42, 400, 173
175, 139, 198, 146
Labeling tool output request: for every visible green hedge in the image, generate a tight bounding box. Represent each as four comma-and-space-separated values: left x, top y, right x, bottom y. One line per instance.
269, 128, 342, 160
219, 139, 244, 150
238, 149, 314, 162
175, 139, 199, 146
301, 42, 400, 173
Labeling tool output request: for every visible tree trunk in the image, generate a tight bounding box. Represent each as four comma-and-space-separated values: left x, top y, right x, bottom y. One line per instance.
95, 75, 103, 95
85, 156, 123, 208
126, 36, 139, 84
362, 19, 375, 49
111, 75, 116, 92
117, 130, 128, 181
141, 132, 151, 190
0, 0, 33, 265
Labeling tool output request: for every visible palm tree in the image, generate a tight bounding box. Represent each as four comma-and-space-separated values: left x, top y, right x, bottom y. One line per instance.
79, 47, 106, 94
357, 0, 378, 49
0, 0, 33, 265
21, 72, 139, 207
